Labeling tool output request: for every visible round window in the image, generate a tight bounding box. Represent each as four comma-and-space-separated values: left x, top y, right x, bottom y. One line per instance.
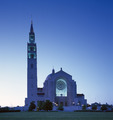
56, 79, 66, 90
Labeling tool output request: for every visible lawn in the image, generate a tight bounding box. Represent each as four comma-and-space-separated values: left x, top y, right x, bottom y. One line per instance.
0, 112, 113, 120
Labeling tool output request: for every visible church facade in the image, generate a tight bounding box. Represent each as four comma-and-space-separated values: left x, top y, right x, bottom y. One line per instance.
25, 22, 87, 110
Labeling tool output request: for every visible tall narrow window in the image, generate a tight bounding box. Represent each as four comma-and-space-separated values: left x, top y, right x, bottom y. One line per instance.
31, 64, 33, 68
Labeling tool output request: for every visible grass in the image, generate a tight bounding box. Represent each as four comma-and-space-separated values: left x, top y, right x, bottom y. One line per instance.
0, 112, 113, 120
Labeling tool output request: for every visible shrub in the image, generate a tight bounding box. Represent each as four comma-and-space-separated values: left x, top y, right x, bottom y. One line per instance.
42, 100, 53, 111
28, 101, 36, 111
57, 104, 64, 111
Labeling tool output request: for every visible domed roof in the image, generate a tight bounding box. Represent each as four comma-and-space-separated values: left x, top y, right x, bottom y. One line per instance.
45, 69, 55, 81
45, 74, 52, 81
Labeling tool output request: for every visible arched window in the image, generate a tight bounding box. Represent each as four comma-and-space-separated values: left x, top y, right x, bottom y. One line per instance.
56, 79, 67, 97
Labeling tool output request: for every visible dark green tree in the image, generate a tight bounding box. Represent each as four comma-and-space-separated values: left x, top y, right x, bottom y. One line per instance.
42, 100, 53, 111
28, 101, 36, 111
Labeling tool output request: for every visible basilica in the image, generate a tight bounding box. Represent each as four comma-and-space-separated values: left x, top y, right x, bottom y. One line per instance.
25, 22, 87, 111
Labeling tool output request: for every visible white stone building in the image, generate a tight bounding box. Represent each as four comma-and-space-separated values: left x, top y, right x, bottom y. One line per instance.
25, 22, 87, 111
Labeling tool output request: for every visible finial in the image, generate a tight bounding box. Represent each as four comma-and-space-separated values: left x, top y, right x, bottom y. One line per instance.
52, 67, 55, 74
60, 67, 62, 71
30, 20, 34, 33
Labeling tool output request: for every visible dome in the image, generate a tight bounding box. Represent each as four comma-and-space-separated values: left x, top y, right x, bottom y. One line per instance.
45, 74, 52, 81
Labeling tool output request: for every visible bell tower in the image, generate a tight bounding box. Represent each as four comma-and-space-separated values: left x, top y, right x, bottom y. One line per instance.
27, 21, 37, 102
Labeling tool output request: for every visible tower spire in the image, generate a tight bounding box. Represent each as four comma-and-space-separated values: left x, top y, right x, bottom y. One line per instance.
29, 20, 35, 43
30, 20, 34, 33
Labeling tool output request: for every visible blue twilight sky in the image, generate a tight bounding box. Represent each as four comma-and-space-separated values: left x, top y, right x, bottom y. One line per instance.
0, 0, 113, 107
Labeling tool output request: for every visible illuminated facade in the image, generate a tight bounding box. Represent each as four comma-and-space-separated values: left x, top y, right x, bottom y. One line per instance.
25, 22, 87, 110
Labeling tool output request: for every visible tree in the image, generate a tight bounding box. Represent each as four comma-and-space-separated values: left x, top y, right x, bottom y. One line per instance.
92, 105, 97, 111
28, 101, 36, 111
42, 100, 53, 111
